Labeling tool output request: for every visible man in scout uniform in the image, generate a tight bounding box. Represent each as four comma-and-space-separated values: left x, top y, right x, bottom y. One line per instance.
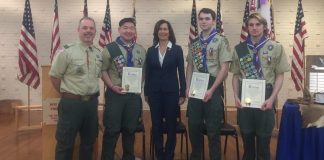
186, 8, 232, 160
101, 17, 146, 160
49, 17, 102, 160
230, 12, 290, 160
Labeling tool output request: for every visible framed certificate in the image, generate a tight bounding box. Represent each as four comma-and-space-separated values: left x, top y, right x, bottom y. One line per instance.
189, 72, 209, 100
122, 67, 142, 93
241, 79, 266, 108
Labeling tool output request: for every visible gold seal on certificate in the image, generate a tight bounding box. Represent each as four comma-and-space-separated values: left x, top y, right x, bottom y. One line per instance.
122, 67, 142, 93
241, 79, 266, 108
189, 72, 209, 100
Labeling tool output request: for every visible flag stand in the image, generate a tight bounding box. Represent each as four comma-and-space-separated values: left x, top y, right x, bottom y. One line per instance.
15, 86, 42, 132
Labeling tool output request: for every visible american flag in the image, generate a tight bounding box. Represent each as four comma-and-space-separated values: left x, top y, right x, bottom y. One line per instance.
216, 0, 224, 35
189, 0, 198, 43
250, 0, 256, 12
269, 2, 275, 40
240, 0, 250, 42
98, 0, 112, 49
83, 0, 88, 17
50, 0, 61, 62
291, 0, 308, 91
17, 0, 40, 89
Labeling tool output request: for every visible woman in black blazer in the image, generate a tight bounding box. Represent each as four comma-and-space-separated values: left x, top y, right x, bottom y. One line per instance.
144, 19, 186, 160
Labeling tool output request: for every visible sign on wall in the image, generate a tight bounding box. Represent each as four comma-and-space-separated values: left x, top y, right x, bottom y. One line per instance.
42, 98, 59, 125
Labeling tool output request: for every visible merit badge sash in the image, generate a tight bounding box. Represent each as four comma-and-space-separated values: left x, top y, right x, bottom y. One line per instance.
190, 38, 204, 72
235, 41, 259, 79
106, 41, 126, 77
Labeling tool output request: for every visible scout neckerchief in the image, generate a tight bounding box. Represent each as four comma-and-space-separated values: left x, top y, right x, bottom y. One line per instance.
246, 35, 269, 79
199, 28, 217, 73
116, 36, 135, 67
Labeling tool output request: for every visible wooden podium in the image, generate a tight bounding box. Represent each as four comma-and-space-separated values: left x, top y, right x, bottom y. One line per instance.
42, 65, 98, 160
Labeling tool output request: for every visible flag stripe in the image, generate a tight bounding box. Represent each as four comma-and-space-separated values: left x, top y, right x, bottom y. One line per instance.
98, 0, 112, 49
50, 0, 61, 62
216, 0, 224, 35
240, 0, 250, 42
189, 0, 198, 43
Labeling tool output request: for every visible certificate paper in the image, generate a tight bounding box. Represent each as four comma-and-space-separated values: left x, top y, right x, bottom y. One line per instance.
241, 79, 266, 108
122, 67, 142, 93
189, 72, 209, 100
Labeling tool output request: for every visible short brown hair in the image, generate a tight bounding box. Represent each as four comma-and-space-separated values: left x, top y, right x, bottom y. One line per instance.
198, 8, 216, 20
246, 12, 268, 35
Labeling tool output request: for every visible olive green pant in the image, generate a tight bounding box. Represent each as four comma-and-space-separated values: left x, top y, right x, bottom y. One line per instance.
237, 108, 275, 160
101, 90, 141, 160
55, 97, 99, 160
187, 78, 223, 160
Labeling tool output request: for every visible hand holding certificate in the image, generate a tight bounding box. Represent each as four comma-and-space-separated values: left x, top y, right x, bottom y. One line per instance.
122, 67, 142, 93
189, 72, 209, 100
241, 79, 265, 108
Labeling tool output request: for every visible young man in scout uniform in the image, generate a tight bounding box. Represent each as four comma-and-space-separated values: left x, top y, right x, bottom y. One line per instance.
100, 17, 146, 160
49, 17, 102, 160
186, 8, 232, 160
230, 12, 290, 160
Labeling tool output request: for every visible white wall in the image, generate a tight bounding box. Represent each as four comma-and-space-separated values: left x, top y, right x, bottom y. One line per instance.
0, 0, 323, 107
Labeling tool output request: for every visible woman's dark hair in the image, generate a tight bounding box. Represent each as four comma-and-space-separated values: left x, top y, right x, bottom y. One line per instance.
153, 19, 176, 45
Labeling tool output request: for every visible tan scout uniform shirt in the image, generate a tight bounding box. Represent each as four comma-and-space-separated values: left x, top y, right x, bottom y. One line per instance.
49, 42, 103, 95
230, 40, 290, 85
187, 34, 232, 77
102, 43, 146, 86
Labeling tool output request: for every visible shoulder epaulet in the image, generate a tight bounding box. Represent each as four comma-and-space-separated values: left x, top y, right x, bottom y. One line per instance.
135, 43, 144, 48
63, 43, 74, 49
217, 33, 225, 37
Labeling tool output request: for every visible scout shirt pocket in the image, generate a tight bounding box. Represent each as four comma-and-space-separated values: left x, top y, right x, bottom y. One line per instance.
260, 51, 277, 70
95, 57, 103, 78
70, 60, 86, 75
206, 47, 219, 66
132, 48, 144, 68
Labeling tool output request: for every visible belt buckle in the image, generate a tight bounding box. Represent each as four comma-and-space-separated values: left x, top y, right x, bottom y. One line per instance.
81, 95, 91, 101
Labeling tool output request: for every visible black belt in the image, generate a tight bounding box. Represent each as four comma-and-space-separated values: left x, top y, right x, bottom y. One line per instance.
61, 92, 99, 101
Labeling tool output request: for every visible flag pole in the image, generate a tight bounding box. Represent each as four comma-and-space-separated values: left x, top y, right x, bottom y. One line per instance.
302, 40, 306, 92
27, 86, 31, 126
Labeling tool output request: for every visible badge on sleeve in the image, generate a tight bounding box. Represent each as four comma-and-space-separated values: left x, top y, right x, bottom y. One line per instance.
268, 44, 273, 51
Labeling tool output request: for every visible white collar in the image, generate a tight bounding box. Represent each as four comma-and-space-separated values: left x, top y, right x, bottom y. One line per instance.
155, 41, 172, 49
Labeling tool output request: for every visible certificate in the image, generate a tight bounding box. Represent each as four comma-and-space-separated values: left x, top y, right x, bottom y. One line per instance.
122, 67, 142, 93
241, 79, 266, 108
189, 72, 209, 100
